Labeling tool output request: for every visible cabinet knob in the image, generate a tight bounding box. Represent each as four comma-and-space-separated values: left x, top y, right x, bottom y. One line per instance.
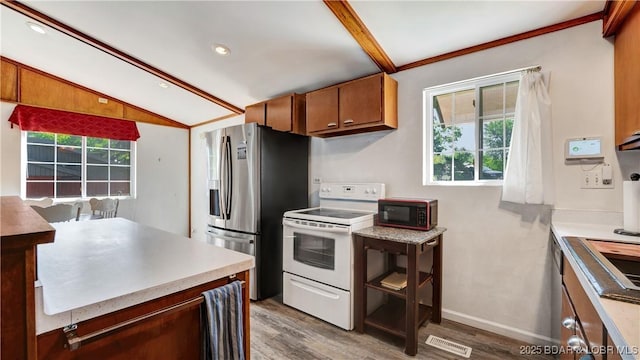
327, 122, 337, 127
344, 119, 354, 125
561, 317, 576, 330
567, 335, 587, 352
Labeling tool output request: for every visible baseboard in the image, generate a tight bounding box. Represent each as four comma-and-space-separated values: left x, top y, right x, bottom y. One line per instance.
442, 308, 559, 346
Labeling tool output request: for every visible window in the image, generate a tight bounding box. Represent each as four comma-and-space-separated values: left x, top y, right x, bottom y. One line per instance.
24, 131, 135, 199
424, 72, 519, 185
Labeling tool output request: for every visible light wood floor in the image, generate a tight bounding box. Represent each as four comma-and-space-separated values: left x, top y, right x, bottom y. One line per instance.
250, 298, 554, 360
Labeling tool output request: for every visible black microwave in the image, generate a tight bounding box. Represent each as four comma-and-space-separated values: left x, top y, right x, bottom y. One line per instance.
377, 198, 438, 231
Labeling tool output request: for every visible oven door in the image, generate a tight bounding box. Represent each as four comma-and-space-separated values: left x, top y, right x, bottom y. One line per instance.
282, 218, 352, 291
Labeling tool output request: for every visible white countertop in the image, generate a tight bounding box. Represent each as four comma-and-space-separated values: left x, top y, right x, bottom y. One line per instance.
35, 218, 254, 335
552, 210, 640, 360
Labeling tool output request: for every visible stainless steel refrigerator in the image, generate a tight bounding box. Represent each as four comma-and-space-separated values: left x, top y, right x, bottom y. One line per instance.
205, 122, 308, 300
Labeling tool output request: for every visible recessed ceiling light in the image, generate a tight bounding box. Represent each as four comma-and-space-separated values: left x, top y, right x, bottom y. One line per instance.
158, 82, 170, 89
212, 44, 230, 56
26, 21, 46, 34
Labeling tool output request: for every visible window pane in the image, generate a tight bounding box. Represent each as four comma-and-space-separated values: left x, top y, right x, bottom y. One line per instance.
27, 144, 54, 162
27, 182, 53, 198
27, 132, 55, 144
111, 140, 131, 150
111, 182, 130, 196
454, 89, 475, 123
87, 182, 109, 196
110, 150, 130, 165
57, 182, 81, 197
505, 118, 514, 148
433, 93, 453, 126
482, 120, 504, 149
453, 152, 475, 181
433, 154, 452, 181
27, 164, 54, 181
432, 121, 455, 153
505, 81, 519, 114
111, 166, 131, 180
87, 137, 109, 148
480, 150, 504, 180
87, 148, 108, 164
57, 134, 81, 146
480, 84, 504, 117
57, 146, 81, 163
87, 165, 108, 180
57, 165, 81, 180
455, 122, 476, 151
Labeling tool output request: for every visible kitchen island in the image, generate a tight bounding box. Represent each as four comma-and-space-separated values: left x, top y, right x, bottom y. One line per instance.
2, 197, 254, 359
552, 210, 640, 360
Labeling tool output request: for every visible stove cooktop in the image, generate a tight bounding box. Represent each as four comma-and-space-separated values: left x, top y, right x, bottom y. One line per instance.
284, 207, 375, 225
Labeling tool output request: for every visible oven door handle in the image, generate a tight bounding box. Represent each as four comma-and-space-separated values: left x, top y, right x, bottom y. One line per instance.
283, 219, 350, 233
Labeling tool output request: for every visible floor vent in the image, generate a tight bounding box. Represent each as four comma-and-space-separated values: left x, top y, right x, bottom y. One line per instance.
425, 335, 472, 358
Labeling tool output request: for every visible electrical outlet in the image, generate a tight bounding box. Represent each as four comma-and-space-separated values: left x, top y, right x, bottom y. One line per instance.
581, 170, 591, 189
313, 177, 321, 184
591, 170, 600, 187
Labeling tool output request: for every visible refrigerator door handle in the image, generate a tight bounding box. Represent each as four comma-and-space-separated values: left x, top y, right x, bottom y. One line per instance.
225, 136, 232, 219
218, 135, 227, 220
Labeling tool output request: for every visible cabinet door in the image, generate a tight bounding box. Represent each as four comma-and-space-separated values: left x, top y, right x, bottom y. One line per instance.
266, 95, 293, 132
1, 59, 18, 102
615, 4, 640, 148
20, 69, 124, 118
339, 74, 382, 127
245, 102, 266, 126
306, 87, 339, 133
560, 285, 576, 360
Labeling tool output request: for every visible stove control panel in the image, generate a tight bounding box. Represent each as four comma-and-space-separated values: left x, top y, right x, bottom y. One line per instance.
319, 183, 386, 201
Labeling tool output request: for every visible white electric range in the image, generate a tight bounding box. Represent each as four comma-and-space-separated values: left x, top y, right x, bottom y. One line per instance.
282, 183, 385, 330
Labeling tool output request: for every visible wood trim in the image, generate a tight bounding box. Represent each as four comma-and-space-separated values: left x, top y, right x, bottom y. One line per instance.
323, 0, 397, 73
189, 113, 239, 128
1, 0, 244, 115
397, 12, 604, 72
1, 56, 189, 129
188, 129, 191, 238
603, 0, 637, 37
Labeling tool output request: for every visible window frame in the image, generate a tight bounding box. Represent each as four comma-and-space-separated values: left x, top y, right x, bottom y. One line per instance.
21, 131, 137, 200
423, 72, 520, 186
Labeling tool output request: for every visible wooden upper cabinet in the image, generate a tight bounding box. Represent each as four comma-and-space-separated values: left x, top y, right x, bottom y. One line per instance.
1, 59, 18, 102
339, 74, 383, 127
245, 102, 266, 126
615, 3, 640, 150
306, 73, 397, 137
306, 87, 339, 133
245, 94, 305, 135
20, 68, 124, 118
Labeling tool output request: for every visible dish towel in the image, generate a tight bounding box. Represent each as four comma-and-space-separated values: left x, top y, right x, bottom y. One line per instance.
201, 281, 245, 360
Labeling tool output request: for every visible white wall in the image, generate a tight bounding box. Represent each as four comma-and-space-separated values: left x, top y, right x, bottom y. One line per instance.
189, 115, 245, 242
0, 102, 190, 236
310, 21, 640, 344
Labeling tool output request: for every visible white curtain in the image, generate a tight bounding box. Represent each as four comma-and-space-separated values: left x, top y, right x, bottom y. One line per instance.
502, 70, 554, 205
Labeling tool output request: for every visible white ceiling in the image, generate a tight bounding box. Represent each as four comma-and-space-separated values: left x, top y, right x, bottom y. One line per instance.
0, 1, 605, 127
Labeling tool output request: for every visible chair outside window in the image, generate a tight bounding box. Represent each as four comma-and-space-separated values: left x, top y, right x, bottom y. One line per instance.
31, 203, 81, 223
89, 198, 119, 219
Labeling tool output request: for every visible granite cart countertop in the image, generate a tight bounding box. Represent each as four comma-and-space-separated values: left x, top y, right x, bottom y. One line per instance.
35, 218, 254, 335
353, 226, 446, 244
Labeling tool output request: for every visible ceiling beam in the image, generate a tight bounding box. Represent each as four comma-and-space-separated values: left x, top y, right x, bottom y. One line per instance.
190, 113, 239, 129
323, 0, 397, 74
602, 0, 637, 37
1, 0, 244, 115
397, 12, 604, 72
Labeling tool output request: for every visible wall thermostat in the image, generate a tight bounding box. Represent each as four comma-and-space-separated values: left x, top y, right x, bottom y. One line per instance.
565, 137, 604, 160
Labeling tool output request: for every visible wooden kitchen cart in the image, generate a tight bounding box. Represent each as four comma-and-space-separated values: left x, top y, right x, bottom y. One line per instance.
353, 226, 445, 356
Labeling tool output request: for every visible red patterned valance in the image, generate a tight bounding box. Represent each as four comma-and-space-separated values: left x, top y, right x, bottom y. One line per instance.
8, 105, 140, 141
